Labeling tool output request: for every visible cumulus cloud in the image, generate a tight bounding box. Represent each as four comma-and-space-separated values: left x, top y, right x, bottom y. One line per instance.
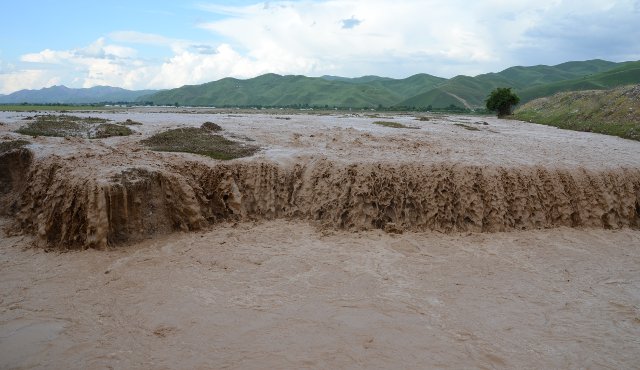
21, 38, 136, 63
10, 38, 150, 91
4, 0, 639, 93
197, 0, 640, 77
195, 0, 525, 77
0, 69, 61, 94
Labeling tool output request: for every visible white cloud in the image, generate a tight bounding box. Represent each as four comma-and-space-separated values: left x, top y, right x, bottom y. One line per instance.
4, 0, 639, 93
197, 0, 640, 77
21, 49, 74, 63
197, 0, 515, 76
0, 69, 61, 94
109, 31, 191, 53
14, 38, 151, 91
149, 43, 317, 87
21, 38, 137, 63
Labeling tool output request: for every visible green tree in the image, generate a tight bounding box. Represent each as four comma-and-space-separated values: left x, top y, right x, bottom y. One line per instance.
486, 87, 520, 117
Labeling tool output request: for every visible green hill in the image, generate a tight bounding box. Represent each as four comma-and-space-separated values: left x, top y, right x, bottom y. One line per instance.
144, 73, 445, 108
513, 84, 640, 141
141, 59, 639, 109
397, 59, 629, 109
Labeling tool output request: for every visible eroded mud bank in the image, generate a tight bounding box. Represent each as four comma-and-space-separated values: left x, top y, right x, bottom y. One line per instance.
0, 148, 33, 216
3, 148, 639, 249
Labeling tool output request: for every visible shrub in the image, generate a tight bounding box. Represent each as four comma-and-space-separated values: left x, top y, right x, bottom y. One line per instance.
486, 88, 520, 117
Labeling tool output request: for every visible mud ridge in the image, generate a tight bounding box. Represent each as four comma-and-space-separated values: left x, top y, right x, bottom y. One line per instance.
4, 151, 640, 249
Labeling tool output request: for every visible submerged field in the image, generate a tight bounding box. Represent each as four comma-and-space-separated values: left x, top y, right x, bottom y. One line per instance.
1, 108, 639, 368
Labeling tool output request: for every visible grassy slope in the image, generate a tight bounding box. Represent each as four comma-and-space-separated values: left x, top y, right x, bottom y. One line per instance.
513, 84, 640, 141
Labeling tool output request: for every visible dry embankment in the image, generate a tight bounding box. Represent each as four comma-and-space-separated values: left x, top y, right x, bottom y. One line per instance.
2, 147, 639, 249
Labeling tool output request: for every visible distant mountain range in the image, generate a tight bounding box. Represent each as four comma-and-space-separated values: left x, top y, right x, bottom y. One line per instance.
143, 59, 640, 109
144, 73, 448, 108
2, 59, 639, 108
0, 85, 159, 104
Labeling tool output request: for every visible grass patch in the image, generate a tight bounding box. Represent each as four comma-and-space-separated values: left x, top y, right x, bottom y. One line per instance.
514, 111, 640, 141
16, 115, 88, 137
453, 123, 480, 131
141, 127, 258, 160
15, 114, 133, 139
92, 123, 133, 138
372, 121, 417, 129
0, 139, 30, 154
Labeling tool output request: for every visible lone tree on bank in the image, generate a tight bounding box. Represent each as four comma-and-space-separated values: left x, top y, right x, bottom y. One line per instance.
486, 87, 520, 117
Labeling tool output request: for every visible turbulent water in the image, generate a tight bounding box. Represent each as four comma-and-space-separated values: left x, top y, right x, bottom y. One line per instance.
3, 148, 639, 249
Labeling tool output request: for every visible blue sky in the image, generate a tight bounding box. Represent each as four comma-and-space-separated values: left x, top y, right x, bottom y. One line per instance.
1, 0, 639, 93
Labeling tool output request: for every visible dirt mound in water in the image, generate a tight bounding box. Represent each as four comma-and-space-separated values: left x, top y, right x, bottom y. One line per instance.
4, 148, 640, 249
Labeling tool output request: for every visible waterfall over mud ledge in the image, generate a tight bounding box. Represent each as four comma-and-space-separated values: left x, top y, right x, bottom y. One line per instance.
2, 147, 639, 249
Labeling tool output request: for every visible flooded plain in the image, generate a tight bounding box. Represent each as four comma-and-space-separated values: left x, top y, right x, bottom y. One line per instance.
1, 108, 639, 368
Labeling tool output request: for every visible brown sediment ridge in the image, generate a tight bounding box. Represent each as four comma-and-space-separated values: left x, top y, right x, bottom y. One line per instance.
3, 148, 640, 249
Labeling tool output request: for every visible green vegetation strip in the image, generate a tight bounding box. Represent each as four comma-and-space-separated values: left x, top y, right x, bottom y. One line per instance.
513, 111, 640, 141
372, 121, 417, 129
141, 127, 258, 160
